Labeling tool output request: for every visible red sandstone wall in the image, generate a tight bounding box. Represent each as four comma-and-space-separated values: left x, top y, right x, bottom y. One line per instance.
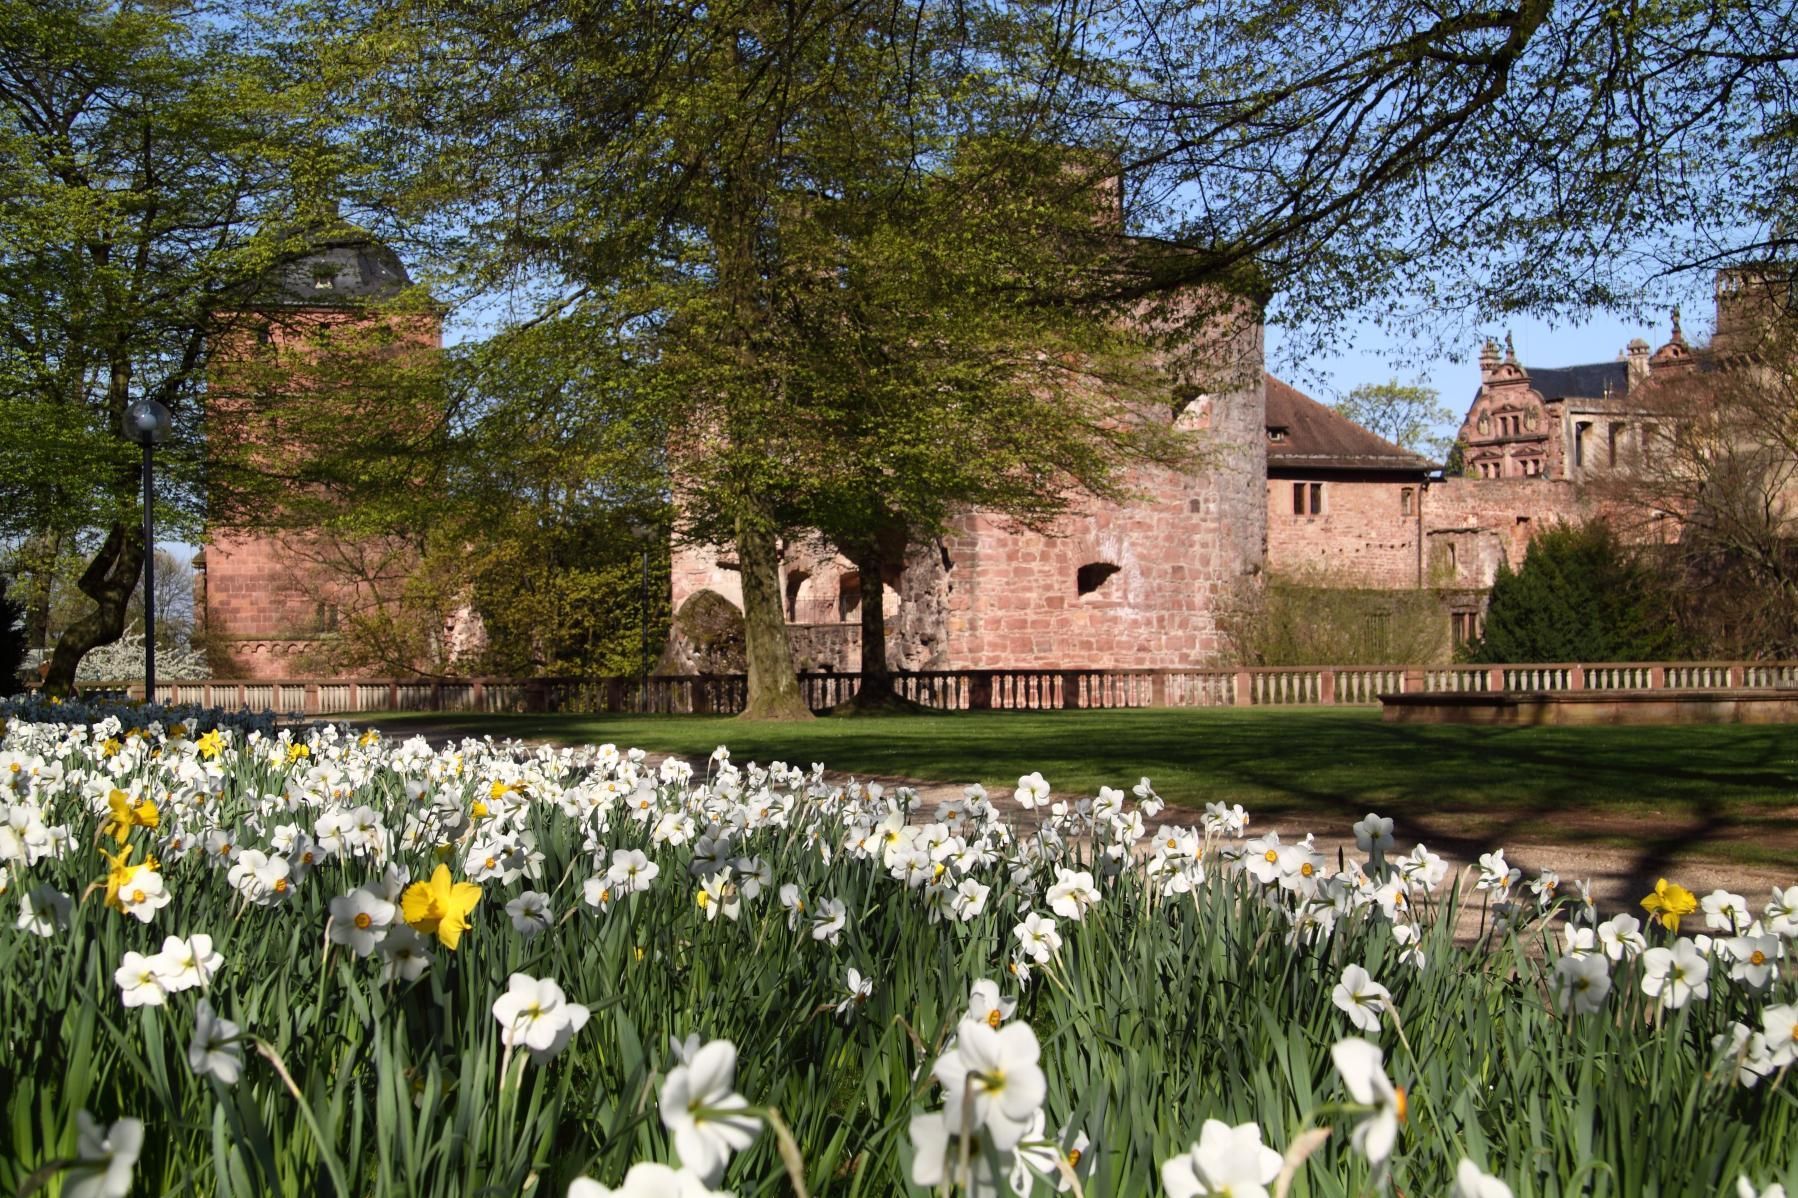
1421, 477, 1593, 588
1265, 477, 1423, 587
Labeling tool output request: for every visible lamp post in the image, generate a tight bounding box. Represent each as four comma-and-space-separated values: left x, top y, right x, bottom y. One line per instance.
123, 398, 173, 704
628, 520, 653, 713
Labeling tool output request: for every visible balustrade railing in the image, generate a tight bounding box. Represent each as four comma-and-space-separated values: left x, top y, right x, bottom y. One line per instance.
29, 660, 1798, 716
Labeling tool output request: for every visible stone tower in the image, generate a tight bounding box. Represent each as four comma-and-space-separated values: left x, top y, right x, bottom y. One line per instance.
196, 217, 444, 678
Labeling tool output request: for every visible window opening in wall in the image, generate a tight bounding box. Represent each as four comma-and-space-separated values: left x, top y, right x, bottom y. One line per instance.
1574, 421, 1592, 468
1076, 562, 1121, 597
1452, 610, 1480, 646
1400, 487, 1414, 516
837, 574, 862, 621
1309, 483, 1323, 514
1609, 423, 1625, 468
1446, 541, 1457, 570
784, 570, 810, 621
1292, 483, 1305, 515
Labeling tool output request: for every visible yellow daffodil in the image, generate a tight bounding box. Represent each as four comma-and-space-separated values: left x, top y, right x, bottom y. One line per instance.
401, 864, 482, 950
287, 743, 311, 763
101, 789, 159, 844
489, 781, 511, 801
100, 738, 122, 757
195, 729, 224, 760
1641, 877, 1698, 932
168, 723, 188, 739
358, 729, 379, 747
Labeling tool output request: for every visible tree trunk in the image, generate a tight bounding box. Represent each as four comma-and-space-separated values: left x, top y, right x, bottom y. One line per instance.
735, 512, 812, 721
42, 522, 145, 696
849, 540, 898, 708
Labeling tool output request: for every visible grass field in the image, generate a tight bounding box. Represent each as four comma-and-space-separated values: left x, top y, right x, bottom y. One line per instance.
361, 706, 1798, 867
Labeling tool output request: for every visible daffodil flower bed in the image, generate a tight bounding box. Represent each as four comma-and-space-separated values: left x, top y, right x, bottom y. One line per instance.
1, 699, 1795, 1198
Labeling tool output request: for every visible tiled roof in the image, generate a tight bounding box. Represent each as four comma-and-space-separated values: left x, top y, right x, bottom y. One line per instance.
1265, 375, 1436, 473
1526, 361, 1630, 401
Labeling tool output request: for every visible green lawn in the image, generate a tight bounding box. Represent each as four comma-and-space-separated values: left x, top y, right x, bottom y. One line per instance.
358, 707, 1798, 867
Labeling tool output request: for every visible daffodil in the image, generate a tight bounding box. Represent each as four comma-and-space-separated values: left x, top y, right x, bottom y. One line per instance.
1641, 878, 1699, 932
101, 789, 158, 844
659, 1038, 761, 1184
195, 729, 225, 760
401, 863, 482, 950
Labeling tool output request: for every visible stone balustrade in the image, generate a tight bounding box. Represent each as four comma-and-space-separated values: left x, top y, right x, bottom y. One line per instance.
30, 660, 1798, 716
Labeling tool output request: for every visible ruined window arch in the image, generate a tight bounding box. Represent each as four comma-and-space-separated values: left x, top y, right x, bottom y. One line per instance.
1076, 562, 1121, 597
784, 570, 811, 621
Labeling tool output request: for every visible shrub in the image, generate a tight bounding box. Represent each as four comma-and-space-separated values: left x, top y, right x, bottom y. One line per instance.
1466, 520, 1685, 662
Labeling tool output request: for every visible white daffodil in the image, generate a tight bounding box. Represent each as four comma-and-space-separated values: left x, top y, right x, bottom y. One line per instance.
1713, 1021, 1776, 1087
1597, 913, 1647, 960
506, 890, 554, 938
1551, 953, 1612, 1014
114, 951, 167, 1008
492, 973, 590, 1061
1761, 1003, 1798, 1068
952, 877, 991, 922
17, 884, 72, 937
1332, 964, 1391, 1033
1159, 1119, 1282, 1198
118, 867, 171, 924
660, 1038, 761, 1184
1765, 885, 1798, 938
187, 997, 244, 1084
1475, 850, 1518, 894
1703, 889, 1750, 934
1011, 1109, 1091, 1195
567, 1164, 733, 1198
932, 1019, 1046, 1151
328, 888, 396, 957
776, 882, 807, 929
1454, 1158, 1514, 1198
65, 1111, 144, 1198
1044, 868, 1100, 922
811, 897, 847, 944
152, 933, 224, 992
1563, 924, 1598, 958
835, 968, 873, 1018
1725, 933, 1782, 990
380, 924, 432, 982
607, 848, 659, 895
966, 978, 1017, 1030
1353, 813, 1395, 854
1013, 772, 1051, 811
907, 1109, 1012, 1198
1012, 911, 1062, 964
1641, 938, 1711, 1010
1330, 1038, 1404, 1172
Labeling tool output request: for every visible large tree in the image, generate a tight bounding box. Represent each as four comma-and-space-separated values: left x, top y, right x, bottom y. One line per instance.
0, 0, 377, 693
343, 0, 1205, 718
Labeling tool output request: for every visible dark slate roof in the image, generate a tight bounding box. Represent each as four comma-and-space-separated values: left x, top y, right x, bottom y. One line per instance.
1265, 375, 1436, 474
258, 221, 413, 306
1526, 360, 1628, 401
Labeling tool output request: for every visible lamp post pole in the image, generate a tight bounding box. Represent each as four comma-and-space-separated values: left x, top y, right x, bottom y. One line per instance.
123, 399, 173, 704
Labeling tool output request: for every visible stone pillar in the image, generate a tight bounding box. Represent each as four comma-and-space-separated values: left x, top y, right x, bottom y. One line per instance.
1234, 669, 1253, 706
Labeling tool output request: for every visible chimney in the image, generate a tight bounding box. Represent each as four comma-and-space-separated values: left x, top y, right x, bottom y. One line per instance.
1626, 338, 1651, 386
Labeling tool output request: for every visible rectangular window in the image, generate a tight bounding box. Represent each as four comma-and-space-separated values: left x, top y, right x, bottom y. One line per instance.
1309, 483, 1323, 515
1400, 488, 1414, 516
1292, 483, 1305, 515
